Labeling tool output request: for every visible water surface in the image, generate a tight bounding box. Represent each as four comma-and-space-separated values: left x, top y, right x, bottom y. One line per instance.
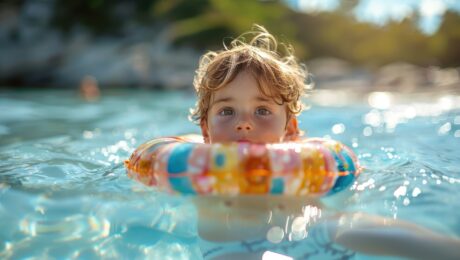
0, 89, 459, 259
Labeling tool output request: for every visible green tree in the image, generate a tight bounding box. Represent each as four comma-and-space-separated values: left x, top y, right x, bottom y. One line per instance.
431, 11, 460, 67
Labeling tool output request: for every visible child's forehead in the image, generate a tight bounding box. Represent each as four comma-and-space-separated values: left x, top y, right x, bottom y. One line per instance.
211, 71, 277, 98
210, 72, 279, 106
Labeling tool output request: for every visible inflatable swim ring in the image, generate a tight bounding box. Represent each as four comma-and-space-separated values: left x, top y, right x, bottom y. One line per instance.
125, 135, 361, 196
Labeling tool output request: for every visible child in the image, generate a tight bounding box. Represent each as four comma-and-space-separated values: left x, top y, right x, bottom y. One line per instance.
188, 25, 460, 259
190, 24, 309, 144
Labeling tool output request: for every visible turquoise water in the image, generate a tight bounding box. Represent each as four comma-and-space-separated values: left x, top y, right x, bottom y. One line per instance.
0, 89, 459, 259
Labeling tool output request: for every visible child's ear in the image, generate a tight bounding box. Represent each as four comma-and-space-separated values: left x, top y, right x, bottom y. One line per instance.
200, 119, 210, 143
284, 116, 300, 141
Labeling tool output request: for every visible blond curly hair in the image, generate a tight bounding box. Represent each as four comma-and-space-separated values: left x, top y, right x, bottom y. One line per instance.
190, 25, 312, 124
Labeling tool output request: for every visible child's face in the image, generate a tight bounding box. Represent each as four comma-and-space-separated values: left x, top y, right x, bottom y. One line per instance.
201, 71, 298, 143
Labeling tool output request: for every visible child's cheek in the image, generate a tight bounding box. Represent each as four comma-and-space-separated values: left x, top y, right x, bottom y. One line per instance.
255, 116, 281, 128
210, 116, 233, 129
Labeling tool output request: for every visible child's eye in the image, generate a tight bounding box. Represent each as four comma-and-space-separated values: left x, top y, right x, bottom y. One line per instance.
255, 107, 271, 116
219, 107, 234, 116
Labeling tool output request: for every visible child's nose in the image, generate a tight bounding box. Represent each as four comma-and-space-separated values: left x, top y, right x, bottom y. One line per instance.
235, 118, 253, 131
236, 123, 252, 131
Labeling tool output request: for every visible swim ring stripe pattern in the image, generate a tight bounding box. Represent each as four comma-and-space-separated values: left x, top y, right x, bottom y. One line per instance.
125, 135, 361, 196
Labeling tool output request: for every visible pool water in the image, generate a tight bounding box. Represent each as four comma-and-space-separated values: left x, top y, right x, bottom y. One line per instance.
0, 89, 459, 259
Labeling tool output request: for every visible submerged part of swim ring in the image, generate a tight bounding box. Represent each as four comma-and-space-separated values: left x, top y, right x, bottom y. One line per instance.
124, 135, 361, 196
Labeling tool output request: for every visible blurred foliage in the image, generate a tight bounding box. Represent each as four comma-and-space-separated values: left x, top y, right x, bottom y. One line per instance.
291, 12, 432, 67
432, 11, 460, 67
152, 0, 302, 54
52, 0, 125, 34
49, 0, 460, 67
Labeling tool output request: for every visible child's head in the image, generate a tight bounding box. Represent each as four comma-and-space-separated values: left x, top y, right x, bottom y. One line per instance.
190, 25, 311, 143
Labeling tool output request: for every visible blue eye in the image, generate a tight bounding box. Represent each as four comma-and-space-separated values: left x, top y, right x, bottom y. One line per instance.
256, 107, 271, 116
219, 107, 234, 116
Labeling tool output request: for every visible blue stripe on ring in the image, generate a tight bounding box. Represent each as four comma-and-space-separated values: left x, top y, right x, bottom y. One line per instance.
270, 178, 284, 194
341, 150, 356, 173
169, 177, 196, 194
167, 143, 194, 174
328, 149, 357, 195
167, 143, 196, 194
328, 174, 355, 195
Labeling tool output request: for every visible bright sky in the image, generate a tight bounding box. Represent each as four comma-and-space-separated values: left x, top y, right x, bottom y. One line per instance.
286, 0, 460, 34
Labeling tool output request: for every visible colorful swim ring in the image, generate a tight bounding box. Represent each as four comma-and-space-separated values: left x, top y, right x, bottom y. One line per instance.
125, 135, 361, 196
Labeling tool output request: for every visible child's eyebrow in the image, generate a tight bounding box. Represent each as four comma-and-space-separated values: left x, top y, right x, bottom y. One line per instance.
256, 96, 272, 103
211, 96, 274, 107
211, 97, 233, 106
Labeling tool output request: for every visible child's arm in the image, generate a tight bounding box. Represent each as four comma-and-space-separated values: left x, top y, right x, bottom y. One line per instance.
329, 212, 460, 260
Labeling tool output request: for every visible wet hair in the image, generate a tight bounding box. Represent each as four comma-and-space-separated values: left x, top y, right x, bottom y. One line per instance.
189, 24, 312, 124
